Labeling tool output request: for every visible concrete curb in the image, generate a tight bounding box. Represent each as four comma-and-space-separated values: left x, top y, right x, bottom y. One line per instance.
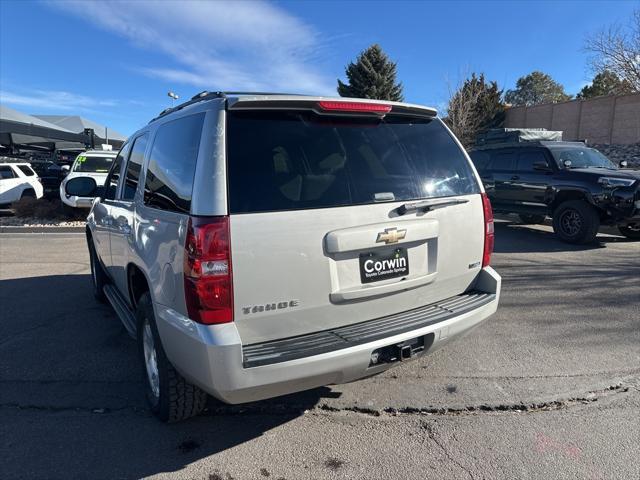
0, 226, 85, 234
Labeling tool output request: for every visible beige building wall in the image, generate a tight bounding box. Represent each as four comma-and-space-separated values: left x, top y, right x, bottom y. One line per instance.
504, 93, 640, 144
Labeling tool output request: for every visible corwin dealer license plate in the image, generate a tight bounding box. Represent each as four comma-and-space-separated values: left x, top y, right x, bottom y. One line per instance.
359, 248, 409, 284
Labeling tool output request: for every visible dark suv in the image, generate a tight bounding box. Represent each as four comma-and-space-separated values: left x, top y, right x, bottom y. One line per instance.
469, 135, 640, 243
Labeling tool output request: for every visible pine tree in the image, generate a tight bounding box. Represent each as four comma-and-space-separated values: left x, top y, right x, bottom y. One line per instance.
505, 71, 572, 106
577, 70, 633, 99
445, 73, 504, 148
337, 44, 404, 101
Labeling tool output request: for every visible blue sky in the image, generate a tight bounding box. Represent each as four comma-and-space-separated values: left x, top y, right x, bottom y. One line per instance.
0, 0, 637, 136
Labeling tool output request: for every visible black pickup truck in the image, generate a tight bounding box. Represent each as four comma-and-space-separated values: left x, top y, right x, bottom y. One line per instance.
469, 133, 640, 244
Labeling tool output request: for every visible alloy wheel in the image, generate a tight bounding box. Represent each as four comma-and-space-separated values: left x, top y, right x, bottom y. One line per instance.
559, 209, 582, 237
142, 320, 160, 399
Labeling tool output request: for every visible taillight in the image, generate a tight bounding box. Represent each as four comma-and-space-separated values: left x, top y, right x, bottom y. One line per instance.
317, 101, 392, 114
183, 216, 233, 324
481, 193, 494, 267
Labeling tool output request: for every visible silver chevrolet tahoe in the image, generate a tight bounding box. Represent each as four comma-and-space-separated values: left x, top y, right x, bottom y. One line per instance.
66, 92, 501, 422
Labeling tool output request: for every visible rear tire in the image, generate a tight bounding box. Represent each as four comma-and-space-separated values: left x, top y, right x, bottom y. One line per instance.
21, 189, 36, 198
88, 239, 107, 302
618, 224, 640, 240
136, 293, 208, 423
519, 214, 546, 224
552, 200, 600, 244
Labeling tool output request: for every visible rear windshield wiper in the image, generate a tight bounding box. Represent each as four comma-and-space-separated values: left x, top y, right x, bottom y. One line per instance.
397, 198, 469, 216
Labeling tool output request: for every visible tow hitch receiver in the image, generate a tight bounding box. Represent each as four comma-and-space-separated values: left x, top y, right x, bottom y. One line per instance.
369, 334, 434, 367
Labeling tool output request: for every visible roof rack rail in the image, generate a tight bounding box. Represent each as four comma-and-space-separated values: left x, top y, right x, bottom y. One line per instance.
149, 91, 306, 123
149, 91, 226, 123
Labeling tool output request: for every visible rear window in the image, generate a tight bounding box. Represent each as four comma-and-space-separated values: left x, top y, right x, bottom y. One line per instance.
17, 165, 36, 176
73, 155, 114, 173
227, 111, 480, 214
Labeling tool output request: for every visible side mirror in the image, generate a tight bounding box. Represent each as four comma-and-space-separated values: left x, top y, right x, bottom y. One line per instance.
61, 165, 70, 177
533, 161, 551, 172
619, 160, 629, 169
65, 177, 101, 197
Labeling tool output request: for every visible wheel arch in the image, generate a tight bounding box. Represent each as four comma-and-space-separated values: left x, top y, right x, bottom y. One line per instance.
550, 188, 596, 212
127, 263, 151, 311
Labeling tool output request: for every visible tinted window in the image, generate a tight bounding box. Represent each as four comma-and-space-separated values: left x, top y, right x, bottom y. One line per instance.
73, 155, 114, 173
0, 166, 15, 179
490, 152, 516, 171
227, 111, 479, 214
517, 151, 548, 171
469, 151, 491, 171
122, 134, 148, 201
144, 114, 204, 213
104, 143, 130, 200
17, 165, 36, 176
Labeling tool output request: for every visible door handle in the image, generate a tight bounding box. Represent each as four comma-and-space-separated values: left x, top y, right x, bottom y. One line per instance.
511, 175, 520, 180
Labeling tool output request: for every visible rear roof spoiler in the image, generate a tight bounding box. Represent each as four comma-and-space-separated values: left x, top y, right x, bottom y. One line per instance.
227, 95, 438, 118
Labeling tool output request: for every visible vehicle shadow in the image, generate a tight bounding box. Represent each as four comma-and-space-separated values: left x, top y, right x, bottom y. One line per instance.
0, 273, 333, 479
493, 217, 632, 254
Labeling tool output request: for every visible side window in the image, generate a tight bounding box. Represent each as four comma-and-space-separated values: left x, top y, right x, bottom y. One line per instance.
517, 151, 548, 172
104, 143, 130, 200
0, 166, 15, 179
469, 151, 490, 171
144, 113, 205, 214
490, 152, 516, 171
121, 134, 148, 201
17, 165, 36, 176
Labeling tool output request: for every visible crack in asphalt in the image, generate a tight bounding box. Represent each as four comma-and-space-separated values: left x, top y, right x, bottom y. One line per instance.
2, 381, 635, 418
422, 421, 475, 480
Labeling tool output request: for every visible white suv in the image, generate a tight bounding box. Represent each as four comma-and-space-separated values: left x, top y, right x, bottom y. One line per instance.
59, 149, 117, 208
0, 162, 44, 207
66, 92, 501, 422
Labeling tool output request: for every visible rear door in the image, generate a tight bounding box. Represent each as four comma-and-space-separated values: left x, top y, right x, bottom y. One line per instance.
225, 107, 487, 344
485, 150, 518, 209
108, 133, 148, 296
92, 144, 128, 272
512, 149, 553, 210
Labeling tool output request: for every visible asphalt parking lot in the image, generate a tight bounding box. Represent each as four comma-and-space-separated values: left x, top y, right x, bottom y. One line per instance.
1, 219, 639, 480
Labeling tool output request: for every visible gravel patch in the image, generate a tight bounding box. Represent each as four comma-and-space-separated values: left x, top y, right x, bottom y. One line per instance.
0, 216, 86, 228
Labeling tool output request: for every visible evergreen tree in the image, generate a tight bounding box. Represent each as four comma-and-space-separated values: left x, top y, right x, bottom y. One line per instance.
577, 70, 633, 98
505, 71, 572, 106
444, 73, 504, 148
337, 44, 404, 101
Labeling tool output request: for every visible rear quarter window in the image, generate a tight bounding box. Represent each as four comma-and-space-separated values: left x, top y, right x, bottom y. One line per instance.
17, 165, 36, 176
143, 113, 205, 214
227, 111, 480, 214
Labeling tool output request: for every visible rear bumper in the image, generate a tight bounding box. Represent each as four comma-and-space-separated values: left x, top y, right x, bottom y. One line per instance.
155, 267, 501, 404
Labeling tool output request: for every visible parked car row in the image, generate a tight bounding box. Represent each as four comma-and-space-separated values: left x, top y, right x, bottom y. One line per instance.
0, 147, 117, 211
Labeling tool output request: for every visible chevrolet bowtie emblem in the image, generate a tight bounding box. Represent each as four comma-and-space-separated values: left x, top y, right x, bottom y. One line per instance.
376, 227, 407, 244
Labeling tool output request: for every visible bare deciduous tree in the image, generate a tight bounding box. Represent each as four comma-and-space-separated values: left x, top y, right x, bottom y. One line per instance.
584, 9, 640, 92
